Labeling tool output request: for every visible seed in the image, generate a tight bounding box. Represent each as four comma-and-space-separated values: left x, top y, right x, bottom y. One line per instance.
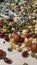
23, 63, 28, 65
7, 48, 12, 52
22, 51, 29, 58
20, 37, 24, 43
4, 57, 12, 64
4, 36, 9, 42
34, 55, 37, 59
0, 49, 6, 59
26, 33, 31, 38
18, 48, 22, 52
0, 33, 5, 38
31, 53, 35, 57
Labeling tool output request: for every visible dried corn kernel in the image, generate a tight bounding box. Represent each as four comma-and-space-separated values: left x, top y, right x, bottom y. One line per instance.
2, 29, 7, 33
10, 38, 15, 43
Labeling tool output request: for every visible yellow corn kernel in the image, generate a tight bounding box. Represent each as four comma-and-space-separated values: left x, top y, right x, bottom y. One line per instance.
32, 38, 37, 43
28, 38, 33, 43
8, 4, 14, 9
1, 18, 6, 21
25, 38, 28, 43
14, 5, 17, 9
21, 43, 27, 49
9, 22, 12, 26
19, 11, 22, 13
23, 47, 29, 51
18, 13, 22, 17
10, 38, 15, 43
24, 43, 27, 48
11, 33, 14, 37
35, 23, 37, 27
28, 26, 32, 29
35, 28, 37, 33
22, 30, 28, 37
18, 11, 22, 17
23, 33, 27, 37
2, 28, 7, 33
31, 15, 36, 19
34, 10, 36, 13
19, 2, 22, 6
11, 45, 16, 50
9, 42, 16, 50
